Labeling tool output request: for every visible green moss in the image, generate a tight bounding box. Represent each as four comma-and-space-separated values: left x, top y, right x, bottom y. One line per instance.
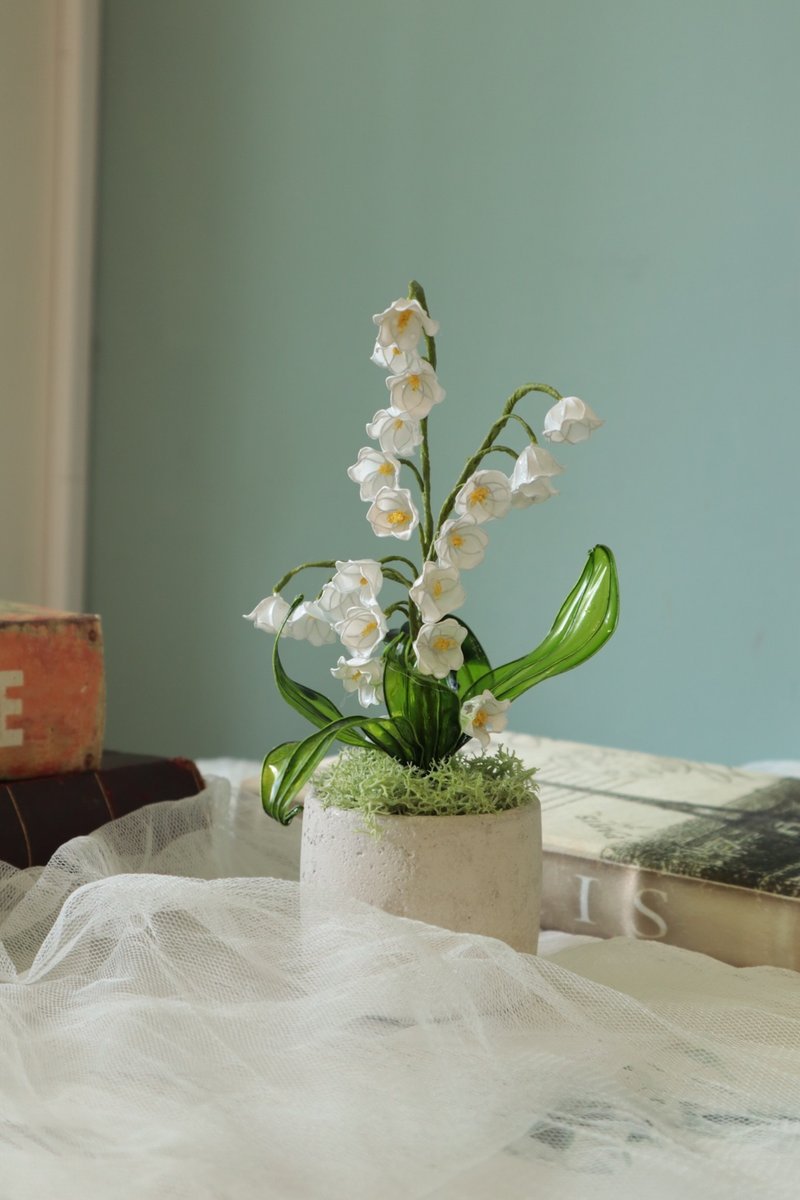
313, 745, 538, 827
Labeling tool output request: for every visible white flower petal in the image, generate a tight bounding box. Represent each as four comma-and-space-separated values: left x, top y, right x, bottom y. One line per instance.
332, 560, 384, 599
453, 469, 512, 524
434, 515, 489, 571
542, 396, 603, 445
335, 605, 388, 655
413, 618, 467, 679
370, 341, 417, 374
460, 689, 511, 748
347, 447, 400, 500
242, 594, 291, 634
286, 601, 337, 646
365, 409, 423, 457
409, 562, 466, 623
366, 487, 420, 541
331, 655, 385, 707
385, 360, 445, 421
372, 298, 439, 351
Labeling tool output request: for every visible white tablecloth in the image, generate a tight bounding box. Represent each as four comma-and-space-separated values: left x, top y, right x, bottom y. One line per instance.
0, 759, 795, 1199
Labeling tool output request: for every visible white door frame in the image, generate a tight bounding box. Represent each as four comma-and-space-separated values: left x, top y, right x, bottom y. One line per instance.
40, 0, 101, 612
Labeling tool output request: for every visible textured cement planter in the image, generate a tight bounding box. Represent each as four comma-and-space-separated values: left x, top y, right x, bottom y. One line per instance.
300, 793, 542, 953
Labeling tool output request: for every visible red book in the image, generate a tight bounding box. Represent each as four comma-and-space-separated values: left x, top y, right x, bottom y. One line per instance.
0, 600, 105, 779
0, 752, 205, 868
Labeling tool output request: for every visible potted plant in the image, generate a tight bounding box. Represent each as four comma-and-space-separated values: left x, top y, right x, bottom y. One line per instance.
244, 282, 618, 952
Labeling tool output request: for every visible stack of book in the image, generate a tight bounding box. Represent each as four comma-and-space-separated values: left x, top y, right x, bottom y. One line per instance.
504, 731, 800, 971
0, 600, 204, 868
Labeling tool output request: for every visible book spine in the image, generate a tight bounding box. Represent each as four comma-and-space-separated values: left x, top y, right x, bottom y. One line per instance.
0, 757, 204, 869
542, 849, 800, 971
0, 611, 105, 779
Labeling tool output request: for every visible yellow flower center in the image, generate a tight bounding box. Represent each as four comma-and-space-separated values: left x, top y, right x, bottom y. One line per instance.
396, 310, 413, 332
472, 710, 487, 729
378, 462, 395, 476
391, 345, 402, 358
432, 581, 443, 599
433, 636, 455, 652
362, 621, 378, 636
387, 510, 410, 526
450, 533, 464, 548
352, 670, 362, 681
407, 374, 421, 391
393, 418, 404, 430
469, 485, 490, 507
359, 575, 369, 586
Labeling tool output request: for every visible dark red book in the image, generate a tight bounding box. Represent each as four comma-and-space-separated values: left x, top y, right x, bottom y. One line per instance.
0, 752, 205, 868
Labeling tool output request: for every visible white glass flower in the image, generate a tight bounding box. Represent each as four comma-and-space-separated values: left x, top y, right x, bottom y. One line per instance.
242, 594, 291, 634
366, 487, 420, 541
366, 408, 423, 457
370, 341, 417, 374
332, 559, 383, 600
509, 444, 564, 508
347, 447, 400, 500
453, 469, 512, 524
335, 604, 388, 656
409, 563, 466, 624
372, 298, 439, 351
330, 655, 384, 707
460, 689, 511, 749
413, 618, 467, 679
434, 515, 489, 571
385, 361, 445, 421
316, 581, 350, 626
542, 396, 603, 444
285, 600, 337, 646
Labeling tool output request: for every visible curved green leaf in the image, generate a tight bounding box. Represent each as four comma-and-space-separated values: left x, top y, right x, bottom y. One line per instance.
383, 637, 464, 769
464, 545, 619, 703
454, 618, 492, 699
262, 715, 403, 823
272, 598, 372, 749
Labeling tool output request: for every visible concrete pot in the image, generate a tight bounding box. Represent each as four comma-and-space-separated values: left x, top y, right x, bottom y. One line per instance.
300, 793, 542, 953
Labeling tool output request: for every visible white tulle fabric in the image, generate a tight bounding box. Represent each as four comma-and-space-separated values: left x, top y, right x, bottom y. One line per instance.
0, 763, 798, 1199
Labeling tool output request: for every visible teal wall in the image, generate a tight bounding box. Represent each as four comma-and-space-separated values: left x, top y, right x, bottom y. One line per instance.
89, 0, 800, 766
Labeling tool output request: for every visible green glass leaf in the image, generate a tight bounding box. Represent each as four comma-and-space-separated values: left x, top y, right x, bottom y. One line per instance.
262, 715, 403, 824
464, 545, 619, 703
454, 618, 492, 699
383, 637, 464, 769
272, 599, 372, 750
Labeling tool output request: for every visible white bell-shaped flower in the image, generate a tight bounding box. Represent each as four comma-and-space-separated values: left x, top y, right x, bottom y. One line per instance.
285, 600, 337, 646
316, 581, 350, 626
409, 562, 466, 624
366, 487, 420, 541
413, 618, 467, 679
332, 559, 383, 600
542, 396, 603, 444
510, 444, 564, 508
330, 655, 385, 708
347, 447, 400, 500
385, 361, 445, 421
460, 689, 511, 749
453, 469, 512, 524
370, 341, 417, 374
335, 604, 388, 656
366, 409, 423, 457
434, 515, 489, 571
372, 298, 439, 351
242, 594, 291, 635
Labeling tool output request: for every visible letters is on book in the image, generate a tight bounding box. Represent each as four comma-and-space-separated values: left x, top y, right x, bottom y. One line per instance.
504, 732, 800, 970
0, 600, 105, 779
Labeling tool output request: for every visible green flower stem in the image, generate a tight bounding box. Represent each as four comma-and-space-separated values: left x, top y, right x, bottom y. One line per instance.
398, 456, 425, 495
486, 444, 520, 462
383, 567, 416, 589
407, 281, 437, 556
434, 382, 563, 535
384, 600, 411, 620
379, 554, 420, 576
505, 411, 539, 443
272, 560, 336, 594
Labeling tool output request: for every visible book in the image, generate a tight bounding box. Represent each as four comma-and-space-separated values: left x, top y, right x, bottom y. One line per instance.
502, 731, 800, 970
0, 751, 205, 868
0, 600, 105, 779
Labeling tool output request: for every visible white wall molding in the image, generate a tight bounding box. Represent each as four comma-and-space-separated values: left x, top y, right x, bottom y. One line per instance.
39, 0, 101, 611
